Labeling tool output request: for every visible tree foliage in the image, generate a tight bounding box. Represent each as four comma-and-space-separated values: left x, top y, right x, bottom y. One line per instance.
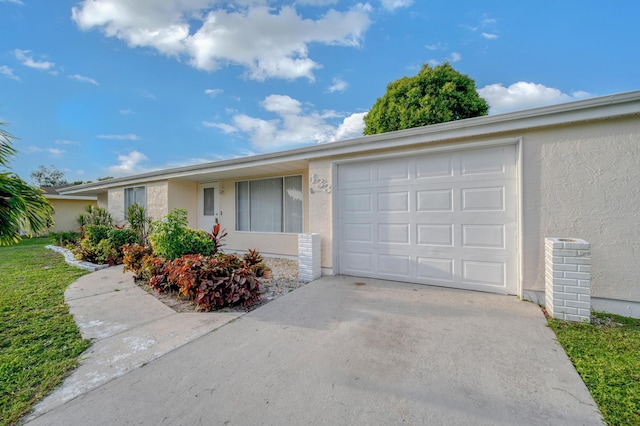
363, 62, 489, 135
30, 165, 68, 188
0, 124, 55, 245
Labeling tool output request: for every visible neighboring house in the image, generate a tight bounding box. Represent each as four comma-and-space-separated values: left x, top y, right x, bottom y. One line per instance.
43, 186, 97, 233
61, 90, 640, 317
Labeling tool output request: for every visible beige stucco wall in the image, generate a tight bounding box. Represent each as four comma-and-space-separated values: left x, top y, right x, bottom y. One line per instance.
146, 181, 169, 220
49, 198, 97, 233
308, 159, 334, 269
108, 188, 125, 224
168, 180, 198, 226
97, 193, 108, 209
521, 116, 640, 302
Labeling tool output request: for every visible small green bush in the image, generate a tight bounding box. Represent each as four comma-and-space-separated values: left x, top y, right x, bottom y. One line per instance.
77, 205, 113, 228
49, 231, 81, 247
149, 209, 216, 260
108, 227, 139, 248
83, 225, 111, 245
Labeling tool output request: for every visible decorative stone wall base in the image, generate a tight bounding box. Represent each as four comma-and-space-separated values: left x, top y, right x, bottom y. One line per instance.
46, 245, 109, 272
545, 238, 591, 322
298, 233, 321, 283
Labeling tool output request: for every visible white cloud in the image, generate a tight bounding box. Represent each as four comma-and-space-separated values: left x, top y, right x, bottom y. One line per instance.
327, 77, 348, 93
478, 82, 593, 114
204, 88, 223, 97
71, 1, 372, 81
1, 0, 24, 5
208, 93, 365, 150
48, 148, 65, 155
108, 150, 149, 176
13, 49, 55, 70
69, 73, 99, 85
0, 65, 19, 81
296, 0, 339, 5
481, 32, 498, 40
55, 139, 80, 145
22, 145, 43, 154
202, 121, 237, 133
97, 133, 141, 141
119, 108, 135, 115
381, 0, 414, 11
425, 42, 447, 51
329, 112, 366, 142
448, 52, 461, 63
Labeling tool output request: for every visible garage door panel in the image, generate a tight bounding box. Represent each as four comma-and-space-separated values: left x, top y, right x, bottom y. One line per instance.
461, 260, 506, 287
338, 163, 373, 187
342, 223, 373, 243
342, 251, 373, 274
378, 254, 411, 277
461, 187, 505, 211
416, 189, 453, 211
378, 191, 410, 212
416, 257, 454, 281
416, 153, 454, 179
460, 146, 507, 176
462, 224, 505, 249
417, 224, 454, 247
377, 159, 410, 183
341, 192, 372, 213
378, 223, 410, 244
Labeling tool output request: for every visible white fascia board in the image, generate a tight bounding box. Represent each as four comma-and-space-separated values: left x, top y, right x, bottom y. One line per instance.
60, 90, 640, 196
45, 195, 97, 201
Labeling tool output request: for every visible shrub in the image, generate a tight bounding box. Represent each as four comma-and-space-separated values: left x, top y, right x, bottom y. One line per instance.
243, 248, 271, 278
76, 225, 138, 265
149, 209, 217, 260
127, 203, 151, 245
107, 227, 139, 248
49, 231, 81, 247
83, 224, 111, 245
145, 252, 261, 311
77, 205, 113, 228
122, 244, 153, 279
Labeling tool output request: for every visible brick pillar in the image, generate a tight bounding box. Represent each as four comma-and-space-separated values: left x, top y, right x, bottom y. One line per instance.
298, 233, 321, 283
545, 238, 591, 322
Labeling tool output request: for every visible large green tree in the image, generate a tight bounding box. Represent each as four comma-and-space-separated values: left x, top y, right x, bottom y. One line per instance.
363, 62, 489, 135
0, 124, 54, 245
31, 165, 68, 188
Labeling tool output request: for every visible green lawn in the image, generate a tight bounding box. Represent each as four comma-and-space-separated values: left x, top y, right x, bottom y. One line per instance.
0, 238, 90, 426
548, 312, 640, 426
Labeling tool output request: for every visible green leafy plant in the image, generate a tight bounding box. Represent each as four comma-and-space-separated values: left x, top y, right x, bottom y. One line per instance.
127, 203, 151, 245
74, 225, 137, 265
149, 209, 217, 260
49, 231, 81, 247
76, 205, 113, 228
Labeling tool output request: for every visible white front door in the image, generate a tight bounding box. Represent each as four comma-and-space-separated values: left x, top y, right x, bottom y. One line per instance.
198, 182, 219, 233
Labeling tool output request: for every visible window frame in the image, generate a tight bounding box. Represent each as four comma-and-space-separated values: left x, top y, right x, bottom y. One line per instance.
235, 175, 303, 234
124, 185, 146, 218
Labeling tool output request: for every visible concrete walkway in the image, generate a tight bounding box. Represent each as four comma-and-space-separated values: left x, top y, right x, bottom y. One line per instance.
26, 269, 603, 425
25, 266, 243, 421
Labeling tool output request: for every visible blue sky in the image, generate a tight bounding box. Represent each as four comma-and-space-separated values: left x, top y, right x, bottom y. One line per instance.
1, 0, 638, 183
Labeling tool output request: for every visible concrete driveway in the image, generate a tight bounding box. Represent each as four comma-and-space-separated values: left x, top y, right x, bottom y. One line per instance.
27, 274, 602, 425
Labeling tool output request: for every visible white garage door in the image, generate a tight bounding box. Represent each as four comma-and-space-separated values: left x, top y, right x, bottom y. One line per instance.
337, 144, 518, 294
